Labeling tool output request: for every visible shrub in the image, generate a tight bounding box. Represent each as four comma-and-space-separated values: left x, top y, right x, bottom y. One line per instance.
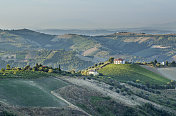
48, 69, 53, 73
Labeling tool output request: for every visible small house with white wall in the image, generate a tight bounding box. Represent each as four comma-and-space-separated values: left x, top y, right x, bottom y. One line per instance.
88, 70, 99, 76
161, 62, 165, 65
114, 58, 125, 64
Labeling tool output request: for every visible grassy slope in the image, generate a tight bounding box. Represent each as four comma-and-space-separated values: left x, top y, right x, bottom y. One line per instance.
157, 67, 176, 81
0, 77, 68, 107
98, 64, 170, 84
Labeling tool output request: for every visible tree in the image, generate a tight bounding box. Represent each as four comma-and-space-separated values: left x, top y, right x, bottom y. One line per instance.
44, 68, 49, 72
17, 68, 21, 71
156, 63, 160, 67
1, 68, 5, 72
136, 80, 140, 83
13, 71, 17, 75
166, 61, 169, 66
39, 67, 43, 71
70, 70, 75, 74
6, 64, 11, 70
150, 61, 154, 64
172, 61, 176, 64
24, 65, 30, 70
154, 59, 157, 64
171, 61, 176, 67
109, 57, 114, 63
58, 65, 61, 71
143, 62, 147, 65
48, 69, 53, 73
32, 67, 37, 72
35, 63, 39, 68
77, 70, 81, 75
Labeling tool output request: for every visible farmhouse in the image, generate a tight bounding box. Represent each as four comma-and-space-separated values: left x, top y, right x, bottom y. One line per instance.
88, 70, 99, 76
114, 58, 125, 64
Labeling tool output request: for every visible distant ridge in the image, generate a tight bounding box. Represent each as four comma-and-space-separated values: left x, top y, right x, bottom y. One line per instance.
0, 28, 176, 70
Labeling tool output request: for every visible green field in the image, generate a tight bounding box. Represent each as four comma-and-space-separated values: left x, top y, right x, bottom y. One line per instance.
0, 77, 69, 107
98, 64, 170, 84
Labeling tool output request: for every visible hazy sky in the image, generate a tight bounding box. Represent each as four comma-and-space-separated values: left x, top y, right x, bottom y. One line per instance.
0, 0, 176, 29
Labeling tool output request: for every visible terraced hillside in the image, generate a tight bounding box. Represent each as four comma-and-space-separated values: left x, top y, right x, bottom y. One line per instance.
98, 64, 170, 84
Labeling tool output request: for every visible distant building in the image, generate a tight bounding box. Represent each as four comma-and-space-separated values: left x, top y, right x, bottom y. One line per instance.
161, 62, 165, 65
114, 58, 125, 64
88, 70, 99, 76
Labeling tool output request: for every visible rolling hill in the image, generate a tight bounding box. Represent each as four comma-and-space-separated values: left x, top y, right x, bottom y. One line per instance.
0, 29, 176, 70
98, 64, 170, 85
0, 49, 94, 71
0, 77, 69, 107
0, 62, 176, 116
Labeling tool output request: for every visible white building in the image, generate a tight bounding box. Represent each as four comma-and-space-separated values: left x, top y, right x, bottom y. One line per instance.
88, 70, 99, 76
114, 58, 125, 64
161, 62, 165, 65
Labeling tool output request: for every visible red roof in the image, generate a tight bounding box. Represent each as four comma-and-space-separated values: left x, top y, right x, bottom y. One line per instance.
114, 58, 124, 61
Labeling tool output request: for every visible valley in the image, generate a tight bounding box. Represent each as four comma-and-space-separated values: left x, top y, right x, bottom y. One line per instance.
0, 29, 176, 71
0, 29, 176, 116
1, 0, 176, 115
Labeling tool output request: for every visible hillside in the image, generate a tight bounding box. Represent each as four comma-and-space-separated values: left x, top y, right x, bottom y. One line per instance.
2, 29, 98, 52
0, 49, 93, 71
93, 32, 176, 61
0, 30, 39, 51
1, 29, 176, 70
0, 64, 176, 116
98, 64, 170, 85
0, 78, 68, 107
42, 50, 93, 70
157, 67, 176, 80
0, 74, 90, 115
1, 29, 176, 59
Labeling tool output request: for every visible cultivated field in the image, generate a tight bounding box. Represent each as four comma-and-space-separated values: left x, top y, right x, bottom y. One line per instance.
98, 64, 170, 84
0, 77, 69, 107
